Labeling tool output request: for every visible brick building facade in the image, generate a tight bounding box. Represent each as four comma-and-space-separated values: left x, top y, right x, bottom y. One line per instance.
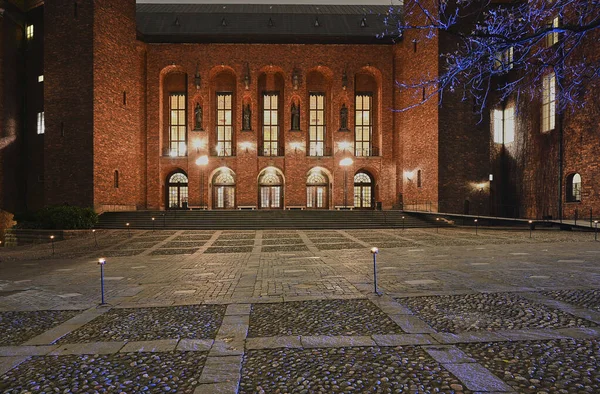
0, 0, 598, 220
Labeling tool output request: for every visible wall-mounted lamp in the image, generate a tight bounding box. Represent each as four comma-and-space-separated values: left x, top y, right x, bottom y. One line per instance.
489, 174, 494, 182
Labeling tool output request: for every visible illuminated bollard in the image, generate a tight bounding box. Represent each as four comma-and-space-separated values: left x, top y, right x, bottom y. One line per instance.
152, 217, 156, 231
528, 220, 533, 238
474, 219, 478, 235
126, 222, 131, 237
92, 229, 98, 247
98, 258, 108, 305
371, 247, 380, 295
402, 216, 405, 230
436, 217, 440, 233
50, 235, 55, 255
595, 221, 598, 241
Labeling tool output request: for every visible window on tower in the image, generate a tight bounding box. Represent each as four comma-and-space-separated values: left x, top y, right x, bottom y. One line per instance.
309, 93, 326, 157
355, 93, 373, 156
216, 92, 234, 157
541, 72, 556, 133
169, 93, 187, 156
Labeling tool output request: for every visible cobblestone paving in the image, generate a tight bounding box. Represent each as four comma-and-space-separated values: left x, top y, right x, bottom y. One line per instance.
205, 246, 254, 254
399, 292, 595, 333
150, 248, 200, 255
248, 300, 404, 337
0, 352, 207, 393
543, 289, 600, 311
0, 310, 81, 345
58, 305, 226, 343
460, 339, 600, 393
240, 347, 472, 394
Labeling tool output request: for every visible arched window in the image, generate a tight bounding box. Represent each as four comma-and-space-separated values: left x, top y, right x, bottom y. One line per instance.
167, 171, 189, 209
213, 169, 235, 209
566, 173, 581, 202
307, 170, 329, 209
354, 171, 374, 209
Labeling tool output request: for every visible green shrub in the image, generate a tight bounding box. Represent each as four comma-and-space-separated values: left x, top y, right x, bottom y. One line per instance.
14, 206, 98, 230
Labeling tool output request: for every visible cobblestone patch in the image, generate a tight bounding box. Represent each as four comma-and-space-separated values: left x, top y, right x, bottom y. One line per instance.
399, 292, 595, 333
248, 300, 404, 337
542, 289, 600, 311
262, 245, 310, 253
218, 234, 256, 240
307, 237, 348, 243
262, 238, 305, 245
204, 247, 254, 254
212, 240, 255, 247
0, 310, 81, 346
161, 241, 207, 248
0, 351, 207, 393
58, 305, 226, 343
172, 235, 214, 241
460, 339, 600, 394
118, 241, 158, 249
317, 243, 365, 250
239, 346, 472, 394
262, 232, 301, 239
149, 248, 199, 255
99, 249, 147, 257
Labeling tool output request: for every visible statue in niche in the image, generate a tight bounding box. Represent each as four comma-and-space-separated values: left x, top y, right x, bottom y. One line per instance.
194, 103, 203, 130
242, 104, 252, 131
340, 104, 349, 131
291, 103, 300, 131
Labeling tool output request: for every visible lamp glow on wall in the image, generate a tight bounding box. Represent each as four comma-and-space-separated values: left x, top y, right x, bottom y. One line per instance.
240, 142, 253, 153
290, 142, 303, 153
192, 139, 206, 153
404, 170, 416, 182
196, 155, 209, 209
338, 141, 352, 152
340, 157, 354, 208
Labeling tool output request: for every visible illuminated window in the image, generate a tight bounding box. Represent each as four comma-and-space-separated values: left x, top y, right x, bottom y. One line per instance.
38, 75, 44, 83
216, 93, 233, 156
492, 104, 515, 144
262, 93, 279, 156
566, 173, 581, 202
493, 47, 514, 71
355, 93, 373, 156
309, 93, 325, 157
37, 112, 45, 134
542, 73, 556, 133
169, 93, 187, 156
26, 25, 34, 40
307, 171, 328, 209
353, 172, 373, 209
546, 16, 560, 47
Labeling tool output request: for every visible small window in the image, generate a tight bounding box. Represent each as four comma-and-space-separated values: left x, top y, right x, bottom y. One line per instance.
37, 112, 45, 134
493, 47, 514, 71
492, 104, 515, 144
38, 75, 44, 83
114, 170, 119, 188
26, 25, 34, 40
566, 173, 581, 202
417, 170, 422, 188
542, 72, 556, 133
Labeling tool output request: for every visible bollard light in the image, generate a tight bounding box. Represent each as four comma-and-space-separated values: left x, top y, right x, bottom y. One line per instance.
436, 217, 440, 233
528, 220, 533, 238
474, 219, 478, 235
50, 235, 55, 255
92, 229, 98, 247
152, 217, 156, 231
595, 220, 598, 241
402, 216, 405, 230
126, 222, 131, 237
371, 247, 380, 295
98, 258, 108, 305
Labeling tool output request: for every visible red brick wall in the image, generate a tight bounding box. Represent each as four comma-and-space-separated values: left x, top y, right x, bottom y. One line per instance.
44, 0, 94, 207
145, 44, 397, 210
92, 0, 145, 212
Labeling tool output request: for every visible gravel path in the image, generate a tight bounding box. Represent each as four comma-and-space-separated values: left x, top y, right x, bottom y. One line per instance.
240, 347, 472, 394
248, 299, 404, 337
0, 351, 207, 393
58, 305, 226, 343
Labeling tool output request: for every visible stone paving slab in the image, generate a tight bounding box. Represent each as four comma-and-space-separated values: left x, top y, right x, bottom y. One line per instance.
225, 304, 251, 316
495, 328, 569, 341
371, 333, 435, 346
301, 335, 376, 348
0, 356, 29, 377
193, 381, 239, 394
120, 339, 179, 353
49, 341, 126, 355
423, 345, 477, 364
0, 345, 58, 357
198, 355, 243, 384
388, 314, 437, 334
432, 331, 510, 344
556, 326, 600, 339
177, 339, 214, 352
443, 362, 513, 392
245, 336, 303, 350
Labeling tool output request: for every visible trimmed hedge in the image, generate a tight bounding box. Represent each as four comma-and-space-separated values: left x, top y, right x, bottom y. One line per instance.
14, 206, 98, 230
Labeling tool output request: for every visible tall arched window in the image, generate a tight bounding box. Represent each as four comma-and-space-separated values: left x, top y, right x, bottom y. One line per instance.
307, 170, 329, 209
566, 173, 581, 202
259, 168, 284, 209
354, 171, 374, 209
167, 171, 189, 209
163, 72, 188, 157
213, 169, 236, 209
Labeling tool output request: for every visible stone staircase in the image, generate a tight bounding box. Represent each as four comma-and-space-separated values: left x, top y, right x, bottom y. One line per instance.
95, 210, 445, 230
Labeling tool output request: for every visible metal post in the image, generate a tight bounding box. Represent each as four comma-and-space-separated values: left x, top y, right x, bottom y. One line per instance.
93, 229, 98, 247
98, 258, 107, 305
344, 168, 348, 208
595, 221, 598, 241
152, 217, 155, 231
474, 219, 478, 235
126, 223, 131, 237
402, 216, 405, 230
529, 220, 533, 238
371, 247, 379, 295
50, 235, 55, 255
436, 217, 440, 233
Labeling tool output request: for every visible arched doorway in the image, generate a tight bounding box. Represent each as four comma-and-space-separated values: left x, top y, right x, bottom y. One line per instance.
167, 171, 189, 209
354, 171, 374, 209
213, 169, 236, 209
259, 168, 283, 209
307, 170, 329, 209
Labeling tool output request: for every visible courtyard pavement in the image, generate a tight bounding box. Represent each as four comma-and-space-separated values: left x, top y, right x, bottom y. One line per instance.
0, 227, 599, 393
